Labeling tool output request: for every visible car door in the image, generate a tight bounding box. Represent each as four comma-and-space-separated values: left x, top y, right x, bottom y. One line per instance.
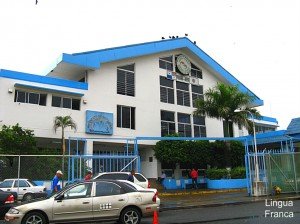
12, 180, 30, 199
52, 182, 93, 223
93, 181, 128, 221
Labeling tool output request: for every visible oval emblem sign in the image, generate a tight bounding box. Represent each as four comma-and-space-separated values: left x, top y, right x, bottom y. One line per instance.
176, 55, 191, 75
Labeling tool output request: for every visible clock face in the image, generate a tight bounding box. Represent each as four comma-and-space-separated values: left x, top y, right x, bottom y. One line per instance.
176, 55, 191, 75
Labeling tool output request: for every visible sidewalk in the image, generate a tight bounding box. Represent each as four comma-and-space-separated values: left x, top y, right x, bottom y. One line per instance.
158, 188, 300, 211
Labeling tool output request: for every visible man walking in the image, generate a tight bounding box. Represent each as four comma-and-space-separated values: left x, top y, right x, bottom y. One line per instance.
52, 170, 63, 193
190, 168, 198, 189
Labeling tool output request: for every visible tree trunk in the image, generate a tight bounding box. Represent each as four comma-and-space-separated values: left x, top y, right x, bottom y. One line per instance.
225, 120, 232, 168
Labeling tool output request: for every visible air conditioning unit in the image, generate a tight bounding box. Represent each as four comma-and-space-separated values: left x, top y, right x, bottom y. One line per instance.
190, 77, 199, 85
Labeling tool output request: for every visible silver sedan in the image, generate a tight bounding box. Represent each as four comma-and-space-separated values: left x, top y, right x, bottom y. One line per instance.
5, 180, 160, 224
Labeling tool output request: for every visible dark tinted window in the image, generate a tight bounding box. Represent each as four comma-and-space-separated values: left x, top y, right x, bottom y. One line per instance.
117, 64, 135, 96
160, 76, 173, 88
63, 98, 71, 108
72, 99, 80, 110
117, 105, 135, 129
0, 180, 14, 188
14, 180, 29, 188
15, 90, 26, 103
96, 173, 128, 180
39, 94, 47, 106
28, 93, 39, 104
134, 174, 146, 182
161, 111, 175, 121
178, 113, 190, 123
52, 96, 61, 107
193, 116, 205, 125
159, 56, 173, 70
191, 85, 203, 94
95, 182, 122, 196
176, 82, 189, 91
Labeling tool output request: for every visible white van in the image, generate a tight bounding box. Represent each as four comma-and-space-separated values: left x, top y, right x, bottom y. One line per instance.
93, 172, 150, 188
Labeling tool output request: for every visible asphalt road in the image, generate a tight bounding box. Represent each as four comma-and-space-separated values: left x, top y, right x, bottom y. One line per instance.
1, 200, 299, 224
142, 200, 300, 224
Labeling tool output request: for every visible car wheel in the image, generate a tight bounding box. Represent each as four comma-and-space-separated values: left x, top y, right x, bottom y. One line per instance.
23, 193, 34, 201
21, 211, 47, 224
119, 207, 141, 224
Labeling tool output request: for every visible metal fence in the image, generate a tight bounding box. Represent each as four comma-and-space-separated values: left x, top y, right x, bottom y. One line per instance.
0, 154, 139, 183
245, 152, 300, 196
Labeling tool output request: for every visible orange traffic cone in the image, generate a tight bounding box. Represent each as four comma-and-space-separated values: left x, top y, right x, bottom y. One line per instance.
152, 210, 159, 224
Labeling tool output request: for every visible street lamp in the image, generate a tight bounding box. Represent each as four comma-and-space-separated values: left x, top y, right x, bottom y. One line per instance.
235, 109, 260, 196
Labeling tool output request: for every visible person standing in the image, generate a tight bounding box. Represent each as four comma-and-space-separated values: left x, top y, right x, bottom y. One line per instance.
84, 171, 93, 181
160, 171, 166, 184
190, 168, 198, 189
127, 169, 135, 182
52, 170, 63, 193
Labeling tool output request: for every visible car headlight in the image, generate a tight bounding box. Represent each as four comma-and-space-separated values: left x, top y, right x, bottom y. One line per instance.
8, 208, 20, 214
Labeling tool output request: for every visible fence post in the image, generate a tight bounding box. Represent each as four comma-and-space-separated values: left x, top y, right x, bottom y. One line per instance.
292, 153, 298, 193
17, 155, 21, 196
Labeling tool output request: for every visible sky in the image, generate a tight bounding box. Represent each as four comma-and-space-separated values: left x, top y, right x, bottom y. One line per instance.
0, 0, 299, 129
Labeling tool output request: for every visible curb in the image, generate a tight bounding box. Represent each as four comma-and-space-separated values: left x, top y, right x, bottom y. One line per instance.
159, 188, 246, 197
160, 195, 300, 212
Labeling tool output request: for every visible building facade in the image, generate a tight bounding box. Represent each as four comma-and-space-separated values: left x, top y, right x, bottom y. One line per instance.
0, 38, 278, 178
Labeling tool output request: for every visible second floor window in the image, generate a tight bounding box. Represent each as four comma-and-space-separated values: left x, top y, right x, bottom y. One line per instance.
117, 105, 135, 129
192, 85, 204, 107
117, 64, 135, 97
176, 81, 190, 107
178, 113, 191, 137
193, 115, 206, 137
160, 76, 174, 104
161, 110, 175, 137
14, 90, 47, 106
52, 96, 80, 110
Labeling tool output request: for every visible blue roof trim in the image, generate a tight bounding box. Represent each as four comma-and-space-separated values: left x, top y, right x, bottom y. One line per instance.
58, 38, 263, 106
14, 83, 84, 97
286, 117, 300, 135
258, 116, 278, 124
0, 69, 88, 90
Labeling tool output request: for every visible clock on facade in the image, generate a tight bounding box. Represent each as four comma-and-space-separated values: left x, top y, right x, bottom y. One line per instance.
176, 54, 191, 75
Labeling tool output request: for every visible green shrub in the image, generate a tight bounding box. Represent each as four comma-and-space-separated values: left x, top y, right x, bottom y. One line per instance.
206, 168, 228, 180
230, 167, 246, 179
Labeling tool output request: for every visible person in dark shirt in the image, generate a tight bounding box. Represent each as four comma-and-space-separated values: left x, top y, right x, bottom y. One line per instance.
127, 169, 135, 182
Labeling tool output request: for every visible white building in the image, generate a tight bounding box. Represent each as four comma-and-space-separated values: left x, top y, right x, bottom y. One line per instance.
0, 38, 278, 178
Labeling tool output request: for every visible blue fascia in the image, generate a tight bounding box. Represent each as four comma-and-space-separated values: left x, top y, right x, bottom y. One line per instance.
0, 69, 88, 90
14, 83, 84, 97
258, 116, 278, 124
58, 38, 263, 106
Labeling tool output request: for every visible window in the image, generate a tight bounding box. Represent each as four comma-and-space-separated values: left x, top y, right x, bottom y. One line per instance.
178, 113, 191, 137
95, 182, 122, 196
64, 183, 92, 199
14, 90, 47, 106
193, 115, 206, 137
95, 173, 129, 180
13, 180, 29, 188
159, 56, 173, 70
117, 105, 135, 129
117, 64, 135, 96
51, 96, 80, 110
176, 81, 190, 107
191, 63, 202, 79
0, 180, 14, 188
160, 76, 174, 104
191, 85, 204, 107
161, 110, 175, 137
134, 174, 147, 182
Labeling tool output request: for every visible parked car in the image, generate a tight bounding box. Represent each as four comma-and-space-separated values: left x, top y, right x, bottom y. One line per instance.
0, 190, 16, 220
0, 179, 47, 201
93, 172, 150, 188
5, 179, 160, 224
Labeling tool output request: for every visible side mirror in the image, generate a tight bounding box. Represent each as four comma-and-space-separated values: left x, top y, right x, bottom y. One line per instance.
55, 194, 64, 201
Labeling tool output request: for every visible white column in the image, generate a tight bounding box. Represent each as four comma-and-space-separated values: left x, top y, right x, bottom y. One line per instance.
84, 139, 94, 171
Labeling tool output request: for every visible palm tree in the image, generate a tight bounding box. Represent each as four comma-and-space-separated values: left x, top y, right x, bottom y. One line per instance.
194, 83, 261, 167
53, 115, 77, 176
